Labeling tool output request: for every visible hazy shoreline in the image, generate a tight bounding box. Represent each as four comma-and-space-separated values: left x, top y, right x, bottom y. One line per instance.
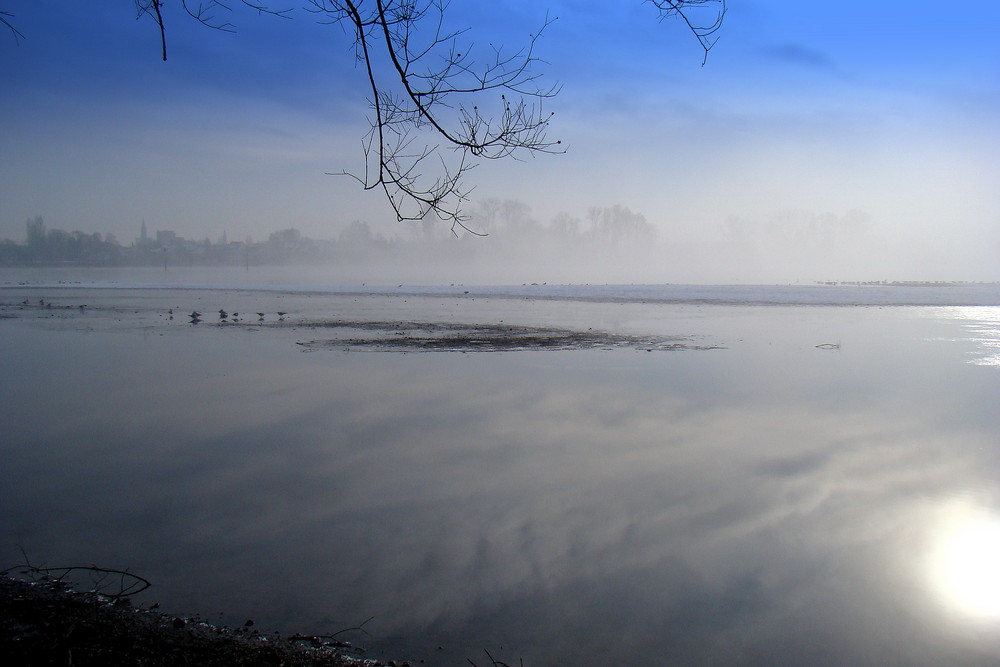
3, 276, 1000, 307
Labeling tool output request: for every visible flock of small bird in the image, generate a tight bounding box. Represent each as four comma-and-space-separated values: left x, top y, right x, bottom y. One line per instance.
20, 298, 88, 312
16, 298, 289, 326
186, 308, 287, 324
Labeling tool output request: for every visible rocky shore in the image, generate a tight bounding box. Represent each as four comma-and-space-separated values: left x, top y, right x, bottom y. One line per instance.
0, 575, 394, 666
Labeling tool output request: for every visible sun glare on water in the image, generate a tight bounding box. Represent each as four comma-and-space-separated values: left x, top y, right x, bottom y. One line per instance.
941, 306, 1000, 367
929, 500, 1000, 619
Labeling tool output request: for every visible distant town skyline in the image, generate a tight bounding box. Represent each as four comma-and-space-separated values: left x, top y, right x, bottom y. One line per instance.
2, 203, 982, 285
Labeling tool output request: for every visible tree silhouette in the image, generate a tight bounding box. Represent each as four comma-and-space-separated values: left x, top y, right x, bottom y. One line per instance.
0, 9, 23, 42
306, 1, 563, 232
7, 1, 726, 231
649, 1, 726, 65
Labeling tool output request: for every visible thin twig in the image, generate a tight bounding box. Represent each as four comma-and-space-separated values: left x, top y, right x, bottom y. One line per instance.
0, 10, 26, 43
2, 564, 152, 598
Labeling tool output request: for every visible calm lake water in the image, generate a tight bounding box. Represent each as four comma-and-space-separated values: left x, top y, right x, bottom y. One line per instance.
3, 275, 1000, 665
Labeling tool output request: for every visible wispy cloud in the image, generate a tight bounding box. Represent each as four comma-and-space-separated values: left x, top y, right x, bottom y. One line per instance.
760, 43, 835, 70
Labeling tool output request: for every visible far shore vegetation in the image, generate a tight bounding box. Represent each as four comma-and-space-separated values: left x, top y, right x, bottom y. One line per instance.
0, 205, 659, 269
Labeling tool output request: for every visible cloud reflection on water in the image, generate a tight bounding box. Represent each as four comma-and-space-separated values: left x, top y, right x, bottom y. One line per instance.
2, 296, 1000, 664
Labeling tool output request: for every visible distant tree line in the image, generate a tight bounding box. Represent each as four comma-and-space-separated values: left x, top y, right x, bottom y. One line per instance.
0, 216, 125, 265
0, 203, 658, 268
469, 200, 656, 245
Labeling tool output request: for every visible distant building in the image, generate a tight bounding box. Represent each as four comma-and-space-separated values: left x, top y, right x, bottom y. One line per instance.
156, 230, 178, 246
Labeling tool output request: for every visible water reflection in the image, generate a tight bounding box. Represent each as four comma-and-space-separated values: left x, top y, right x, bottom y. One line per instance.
938, 306, 1000, 366
2, 294, 1000, 664
929, 499, 1000, 620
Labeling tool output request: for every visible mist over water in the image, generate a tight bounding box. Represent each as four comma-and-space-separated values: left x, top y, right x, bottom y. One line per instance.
2, 277, 1000, 665
7, 195, 998, 287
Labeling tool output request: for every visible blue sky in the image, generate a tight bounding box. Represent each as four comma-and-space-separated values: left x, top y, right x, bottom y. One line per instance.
1, 1, 998, 280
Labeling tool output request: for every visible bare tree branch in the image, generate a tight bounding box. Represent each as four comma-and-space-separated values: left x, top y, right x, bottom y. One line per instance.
133, 1, 293, 61
5, 2, 725, 229
648, 0, 726, 65
306, 0, 562, 231
1, 10, 26, 43
2, 563, 152, 599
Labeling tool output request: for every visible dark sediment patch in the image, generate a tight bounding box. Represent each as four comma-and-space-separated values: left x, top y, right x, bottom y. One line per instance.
0, 301, 723, 352
291, 320, 721, 352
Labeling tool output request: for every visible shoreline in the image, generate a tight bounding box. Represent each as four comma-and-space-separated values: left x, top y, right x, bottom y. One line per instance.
0, 574, 394, 666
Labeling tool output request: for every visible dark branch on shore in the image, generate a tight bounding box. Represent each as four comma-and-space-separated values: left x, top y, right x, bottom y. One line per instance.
1, 564, 152, 599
